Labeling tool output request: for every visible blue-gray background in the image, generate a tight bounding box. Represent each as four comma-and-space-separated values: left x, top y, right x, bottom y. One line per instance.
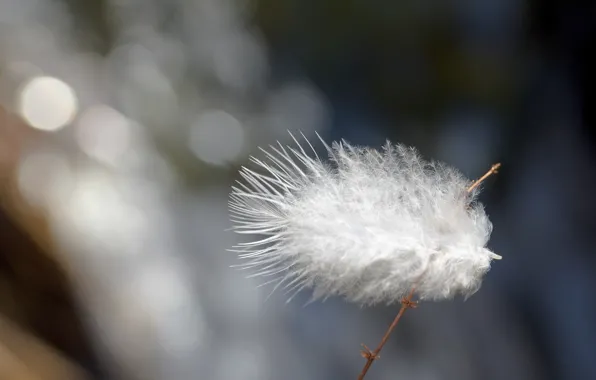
0, 0, 595, 379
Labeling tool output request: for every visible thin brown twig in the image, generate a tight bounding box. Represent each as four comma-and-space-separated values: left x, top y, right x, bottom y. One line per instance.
466, 163, 501, 193
356, 162, 501, 380
357, 288, 417, 380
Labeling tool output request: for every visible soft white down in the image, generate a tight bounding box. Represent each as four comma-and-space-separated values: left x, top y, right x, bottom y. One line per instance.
229, 133, 500, 305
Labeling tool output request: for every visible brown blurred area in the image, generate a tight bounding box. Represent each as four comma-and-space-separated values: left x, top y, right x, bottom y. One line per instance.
0, 105, 94, 379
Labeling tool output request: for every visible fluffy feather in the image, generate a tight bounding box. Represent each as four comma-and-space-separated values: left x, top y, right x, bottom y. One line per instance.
229, 133, 500, 305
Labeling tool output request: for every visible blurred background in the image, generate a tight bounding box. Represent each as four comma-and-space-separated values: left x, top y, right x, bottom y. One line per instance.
1, 0, 595, 379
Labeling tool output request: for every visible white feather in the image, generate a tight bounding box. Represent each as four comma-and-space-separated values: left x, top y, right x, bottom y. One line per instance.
229, 132, 499, 305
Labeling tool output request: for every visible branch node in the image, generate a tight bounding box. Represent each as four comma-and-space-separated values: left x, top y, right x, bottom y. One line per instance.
401, 298, 418, 309
360, 344, 380, 360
